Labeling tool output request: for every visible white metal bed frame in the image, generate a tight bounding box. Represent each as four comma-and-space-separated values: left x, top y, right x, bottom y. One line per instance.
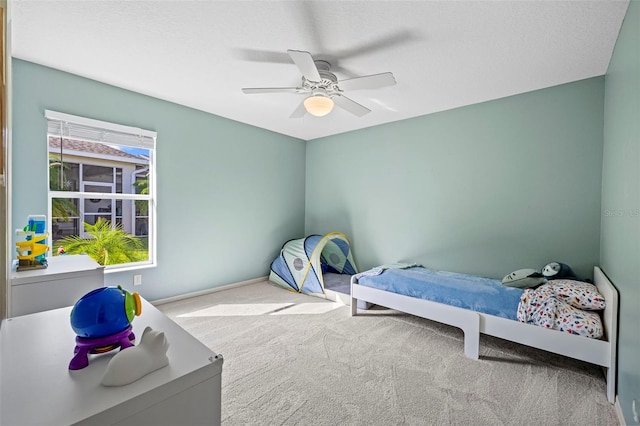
350, 266, 618, 403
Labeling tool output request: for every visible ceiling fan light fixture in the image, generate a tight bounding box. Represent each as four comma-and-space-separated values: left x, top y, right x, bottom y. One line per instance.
304, 95, 334, 117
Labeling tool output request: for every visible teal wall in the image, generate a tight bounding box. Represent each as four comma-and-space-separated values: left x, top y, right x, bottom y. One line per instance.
12, 59, 306, 301
602, 0, 640, 423
12, 16, 638, 416
306, 77, 604, 281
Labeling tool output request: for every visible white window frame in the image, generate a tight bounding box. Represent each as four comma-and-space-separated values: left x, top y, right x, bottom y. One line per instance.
46, 110, 157, 271
80, 180, 115, 238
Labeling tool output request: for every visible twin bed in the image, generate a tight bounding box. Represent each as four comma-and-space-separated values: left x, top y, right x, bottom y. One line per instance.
350, 265, 618, 404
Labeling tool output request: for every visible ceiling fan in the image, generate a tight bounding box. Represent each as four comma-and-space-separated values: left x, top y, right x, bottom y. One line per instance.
241, 49, 396, 118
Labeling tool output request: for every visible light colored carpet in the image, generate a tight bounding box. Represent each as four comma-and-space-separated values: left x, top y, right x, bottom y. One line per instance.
157, 280, 618, 426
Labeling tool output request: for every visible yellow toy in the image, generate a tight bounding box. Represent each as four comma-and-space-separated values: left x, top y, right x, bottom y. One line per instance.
16, 215, 49, 270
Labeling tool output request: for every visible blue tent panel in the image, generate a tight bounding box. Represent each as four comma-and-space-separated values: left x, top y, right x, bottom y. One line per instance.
332, 239, 350, 256
300, 266, 323, 294
304, 235, 322, 258
270, 254, 299, 291
342, 259, 357, 275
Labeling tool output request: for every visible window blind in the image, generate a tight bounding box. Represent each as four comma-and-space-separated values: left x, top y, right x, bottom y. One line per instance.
45, 110, 156, 149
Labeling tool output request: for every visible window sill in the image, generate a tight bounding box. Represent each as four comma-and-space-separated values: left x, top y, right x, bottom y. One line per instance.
104, 262, 157, 274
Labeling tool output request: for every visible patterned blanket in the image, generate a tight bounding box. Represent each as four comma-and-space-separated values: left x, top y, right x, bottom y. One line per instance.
517, 280, 605, 339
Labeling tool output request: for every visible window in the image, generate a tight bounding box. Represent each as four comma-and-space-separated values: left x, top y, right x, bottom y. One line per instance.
46, 110, 156, 269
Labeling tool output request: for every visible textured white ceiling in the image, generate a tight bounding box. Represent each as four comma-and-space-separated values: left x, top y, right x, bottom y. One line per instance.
10, 0, 629, 140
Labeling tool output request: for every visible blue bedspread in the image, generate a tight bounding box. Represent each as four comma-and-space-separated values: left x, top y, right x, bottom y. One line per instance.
356, 266, 523, 320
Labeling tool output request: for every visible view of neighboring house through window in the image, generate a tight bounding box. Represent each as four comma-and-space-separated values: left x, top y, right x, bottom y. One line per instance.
46, 110, 156, 268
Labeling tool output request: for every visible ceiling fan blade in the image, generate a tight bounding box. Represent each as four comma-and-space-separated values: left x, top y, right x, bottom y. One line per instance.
334, 30, 419, 61
287, 50, 321, 82
338, 72, 396, 91
233, 48, 292, 64
242, 87, 300, 94
333, 95, 371, 117
290, 100, 308, 118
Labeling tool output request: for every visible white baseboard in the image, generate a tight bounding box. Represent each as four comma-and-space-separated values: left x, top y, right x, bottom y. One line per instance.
151, 276, 268, 306
615, 395, 626, 425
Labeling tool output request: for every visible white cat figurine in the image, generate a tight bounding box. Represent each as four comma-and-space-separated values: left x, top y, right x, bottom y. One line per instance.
101, 326, 169, 387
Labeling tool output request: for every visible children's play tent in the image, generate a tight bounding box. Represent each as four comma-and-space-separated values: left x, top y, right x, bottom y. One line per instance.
269, 232, 358, 297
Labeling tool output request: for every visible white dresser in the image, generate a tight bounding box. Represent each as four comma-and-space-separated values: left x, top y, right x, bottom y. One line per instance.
10, 254, 104, 317
0, 297, 223, 425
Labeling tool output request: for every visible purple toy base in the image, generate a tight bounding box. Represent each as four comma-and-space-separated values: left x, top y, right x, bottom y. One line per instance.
69, 326, 136, 370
